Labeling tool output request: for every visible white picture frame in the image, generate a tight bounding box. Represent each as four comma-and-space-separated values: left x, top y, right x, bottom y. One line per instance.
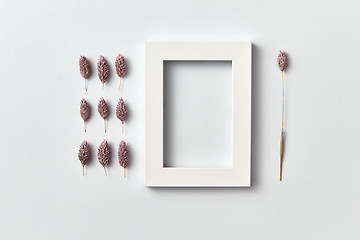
145, 42, 252, 187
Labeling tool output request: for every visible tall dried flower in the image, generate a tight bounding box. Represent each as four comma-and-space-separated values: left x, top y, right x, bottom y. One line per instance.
78, 141, 90, 176
118, 140, 130, 178
98, 140, 110, 175
97, 55, 109, 91
116, 98, 127, 133
115, 54, 127, 91
79, 56, 91, 91
80, 98, 90, 132
277, 50, 287, 181
98, 97, 109, 133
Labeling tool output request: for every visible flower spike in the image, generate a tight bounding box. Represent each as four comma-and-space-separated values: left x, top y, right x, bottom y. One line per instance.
79, 56, 90, 91
115, 54, 127, 91
116, 98, 127, 133
80, 98, 90, 132
118, 140, 130, 178
98, 140, 110, 175
97, 55, 109, 91
98, 98, 109, 133
78, 141, 90, 176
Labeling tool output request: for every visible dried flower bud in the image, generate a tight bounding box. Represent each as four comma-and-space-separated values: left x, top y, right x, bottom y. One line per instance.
118, 140, 129, 167
97, 98, 109, 119
116, 98, 127, 122
97, 55, 109, 85
78, 141, 90, 176
115, 54, 126, 78
79, 56, 91, 79
277, 51, 287, 71
80, 98, 90, 121
98, 140, 110, 175
118, 140, 130, 178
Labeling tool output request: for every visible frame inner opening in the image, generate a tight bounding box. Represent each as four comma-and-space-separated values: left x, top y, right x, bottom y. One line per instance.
163, 61, 233, 168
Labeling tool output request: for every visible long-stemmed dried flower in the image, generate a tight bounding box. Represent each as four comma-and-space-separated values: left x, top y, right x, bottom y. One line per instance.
98, 140, 110, 175
78, 141, 90, 176
115, 54, 127, 91
80, 98, 90, 132
79, 56, 91, 91
98, 97, 109, 133
97, 55, 109, 91
116, 98, 127, 133
118, 140, 130, 178
277, 50, 287, 181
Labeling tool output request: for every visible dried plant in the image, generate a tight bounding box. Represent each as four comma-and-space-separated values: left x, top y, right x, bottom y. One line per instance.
277, 50, 287, 181
97, 55, 109, 91
115, 54, 127, 91
118, 140, 130, 178
80, 98, 90, 132
116, 98, 127, 133
78, 141, 90, 176
98, 98, 109, 133
98, 140, 110, 175
79, 56, 91, 91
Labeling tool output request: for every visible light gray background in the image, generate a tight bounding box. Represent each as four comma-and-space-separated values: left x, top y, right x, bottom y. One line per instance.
1, 0, 360, 239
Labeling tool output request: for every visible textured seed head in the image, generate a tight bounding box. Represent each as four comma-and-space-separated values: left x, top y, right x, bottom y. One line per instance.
80, 98, 90, 121
118, 140, 129, 168
277, 51, 287, 71
115, 54, 127, 78
116, 98, 127, 122
98, 140, 110, 167
97, 97, 109, 119
79, 56, 91, 79
97, 55, 109, 84
78, 141, 90, 166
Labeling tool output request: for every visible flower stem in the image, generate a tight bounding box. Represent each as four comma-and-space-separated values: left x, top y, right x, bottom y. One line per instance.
282, 71, 284, 133
280, 131, 284, 181
280, 71, 285, 181
118, 77, 122, 91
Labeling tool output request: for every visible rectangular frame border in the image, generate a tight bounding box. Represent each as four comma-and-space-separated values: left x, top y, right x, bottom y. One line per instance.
145, 42, 252, 187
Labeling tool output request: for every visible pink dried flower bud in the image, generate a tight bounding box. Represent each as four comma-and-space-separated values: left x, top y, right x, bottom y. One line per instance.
118, 140, 130, 178
79, 56, 91, 79
115, 54, 127, 78
80, 98, 90, 121
116, 98, 128, 133
118, 140, 129, 168
277, 51, 287, 71
116, 98, 127, 122
97, 98, 109, 119
97, 55, 109, 85
98, 140, 110, 175
78, 141, 90, 176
